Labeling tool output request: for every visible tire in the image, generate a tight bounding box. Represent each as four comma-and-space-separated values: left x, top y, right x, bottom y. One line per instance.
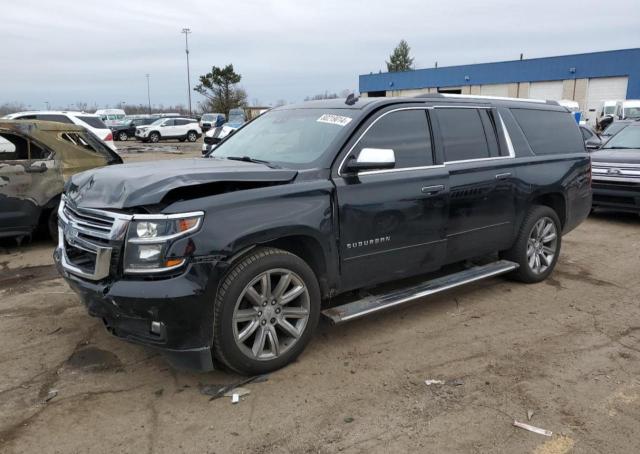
47, 207, 58, 242
213, 247, 321, 375
117, 131, 128, 141
148, 132, 160, 143
502, 205, 562, 283
186, 131, 198, 142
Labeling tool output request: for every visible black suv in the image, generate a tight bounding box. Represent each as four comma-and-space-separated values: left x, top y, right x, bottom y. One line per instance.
54, 95, 592, 374
111, 117, 160, 141
591, 122, 640, 213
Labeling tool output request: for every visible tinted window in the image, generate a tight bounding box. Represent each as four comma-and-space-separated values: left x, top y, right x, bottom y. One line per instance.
76, 116, 108, 129
36, 114, 73, 124
163, 119, 175, 126
580, 127, 593, 140
355, 109, 433, 168
175, 119, 190, 126
436, 108, 490, 161
511, 109, 585, 155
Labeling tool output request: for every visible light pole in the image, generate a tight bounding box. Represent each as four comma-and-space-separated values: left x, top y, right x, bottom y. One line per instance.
145, 74, 151, 114
181, 28, 192, 116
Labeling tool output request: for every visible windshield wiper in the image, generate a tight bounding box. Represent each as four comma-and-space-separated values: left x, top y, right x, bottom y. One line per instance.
225, 156, 281, 168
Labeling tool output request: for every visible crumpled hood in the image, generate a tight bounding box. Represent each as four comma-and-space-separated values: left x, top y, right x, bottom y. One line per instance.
65, 157, 298, 209
591, 149, 640, 165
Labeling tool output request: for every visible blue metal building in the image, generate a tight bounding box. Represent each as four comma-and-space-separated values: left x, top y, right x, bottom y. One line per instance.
359, 48, 640, 124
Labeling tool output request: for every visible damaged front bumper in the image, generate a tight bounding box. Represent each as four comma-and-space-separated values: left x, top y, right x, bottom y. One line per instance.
54, 250, 224, 371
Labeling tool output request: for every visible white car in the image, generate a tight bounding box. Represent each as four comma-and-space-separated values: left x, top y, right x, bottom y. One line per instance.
95, 108, 127, 127
201, 123, 240, 154
3, 111, 116, 151
135, 117, 202, 143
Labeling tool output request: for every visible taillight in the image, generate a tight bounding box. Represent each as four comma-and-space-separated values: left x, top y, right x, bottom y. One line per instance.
104, 132, 113, 142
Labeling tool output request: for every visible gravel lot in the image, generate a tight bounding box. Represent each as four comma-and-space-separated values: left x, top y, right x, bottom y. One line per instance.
1, 142, 639, 453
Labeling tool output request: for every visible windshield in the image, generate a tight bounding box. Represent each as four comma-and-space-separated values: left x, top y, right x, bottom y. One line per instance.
201, 114, 214, 121
150, 118, 166, 126
211, 108, 355, 166
604, 105, 616, 115
602, 126, 640, 149
602, 122, 629, 136
624, 107, 640, 119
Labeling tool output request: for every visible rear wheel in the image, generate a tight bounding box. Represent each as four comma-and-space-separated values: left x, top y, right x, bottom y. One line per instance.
117, 131, 128, 141
213, 247, 320, 375
47, 207, 58, 242
187, 131, 198, 142
502, 205, 561, 283
148, 132, 160, 143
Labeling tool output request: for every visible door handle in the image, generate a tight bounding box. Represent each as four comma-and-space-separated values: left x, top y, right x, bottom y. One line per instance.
421, 184, 445, 195
495, 172, 512, 180
25, 164, 47, 173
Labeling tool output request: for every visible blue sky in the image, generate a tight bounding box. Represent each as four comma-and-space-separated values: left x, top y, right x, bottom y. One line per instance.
1, 0, 639, 110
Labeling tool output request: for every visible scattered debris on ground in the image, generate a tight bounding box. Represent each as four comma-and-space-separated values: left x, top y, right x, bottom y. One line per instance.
513, 420, 553, 437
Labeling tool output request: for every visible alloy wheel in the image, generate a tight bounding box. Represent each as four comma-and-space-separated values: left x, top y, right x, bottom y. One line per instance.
526, 217, 558, 274
232, 268, 310, 361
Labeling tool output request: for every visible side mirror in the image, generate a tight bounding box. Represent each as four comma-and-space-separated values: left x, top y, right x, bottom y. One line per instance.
585, 140, 601, 150
345, 148, 395, 172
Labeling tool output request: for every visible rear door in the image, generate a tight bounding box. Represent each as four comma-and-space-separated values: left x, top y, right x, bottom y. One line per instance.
0, 131, 59, 236
433, 106, 517, 263
334, 107, 450, 291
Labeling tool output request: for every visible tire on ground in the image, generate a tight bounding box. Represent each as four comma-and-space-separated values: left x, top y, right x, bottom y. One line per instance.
213, 247, 321, 375
502, 205, 562, 283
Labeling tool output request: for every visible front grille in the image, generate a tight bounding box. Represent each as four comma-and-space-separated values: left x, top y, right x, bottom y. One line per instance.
58, 198, 131, 281
63, 203, 114, 236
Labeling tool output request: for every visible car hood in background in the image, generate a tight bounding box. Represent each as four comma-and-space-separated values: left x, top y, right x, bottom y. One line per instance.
65, 158, 298, 209
591, 148, 640, 165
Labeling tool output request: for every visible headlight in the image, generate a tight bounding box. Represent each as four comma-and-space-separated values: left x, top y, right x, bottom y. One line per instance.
123, 212, 203, 274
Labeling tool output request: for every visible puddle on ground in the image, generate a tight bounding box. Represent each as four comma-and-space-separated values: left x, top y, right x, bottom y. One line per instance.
66, 347, 123, 372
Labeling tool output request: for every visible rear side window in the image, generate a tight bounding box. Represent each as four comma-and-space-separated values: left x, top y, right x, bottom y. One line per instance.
76, 116, 108, 129
436, 108, 490, 162
580, 127, 593, 140
512, 109, 585, 155
36, 114, 73, 124
355, 109, 433, 168
175, 119, 190, 126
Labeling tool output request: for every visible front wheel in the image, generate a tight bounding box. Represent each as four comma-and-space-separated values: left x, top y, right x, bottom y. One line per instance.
117, 131, 128, 141
148, 132, 160, 143
502, 205, 562, 283
213, 247, 320, 375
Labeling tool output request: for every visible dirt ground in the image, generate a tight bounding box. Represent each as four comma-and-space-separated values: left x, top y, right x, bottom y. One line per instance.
1, 142, 639, 453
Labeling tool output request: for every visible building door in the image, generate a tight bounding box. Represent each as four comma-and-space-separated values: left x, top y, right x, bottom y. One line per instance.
529, 81, 563, 100
585, 77, 628, 126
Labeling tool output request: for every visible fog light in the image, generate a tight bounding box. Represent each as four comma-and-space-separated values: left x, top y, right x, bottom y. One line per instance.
150, 321, 162, 334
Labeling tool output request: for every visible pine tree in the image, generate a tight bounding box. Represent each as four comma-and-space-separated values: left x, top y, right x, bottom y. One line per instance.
386, 40, 414, 72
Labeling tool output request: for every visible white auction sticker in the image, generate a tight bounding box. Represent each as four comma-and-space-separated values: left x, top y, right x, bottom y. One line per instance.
317, 114, 352, 127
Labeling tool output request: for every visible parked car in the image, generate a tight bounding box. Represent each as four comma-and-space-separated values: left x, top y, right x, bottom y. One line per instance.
600, 119, 635, 139
614, 100, 640, 121
199, 113, 225, 132
201, 123, 240, 154
134, 117, 202, 143
54, 94, 591, 374
591, 123, 640, 213
111, 117, 160, 141
579, 124, 603, 150
0, 120, 122, 240
3, 111, 117, 151
201, 109, 247, 154
95, 109, 127, 127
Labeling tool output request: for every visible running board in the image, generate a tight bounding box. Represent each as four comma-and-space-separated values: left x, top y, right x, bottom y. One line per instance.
322, 260, 518, 324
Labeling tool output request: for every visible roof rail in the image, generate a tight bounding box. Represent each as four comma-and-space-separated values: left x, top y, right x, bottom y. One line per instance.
414, 93, 556, 105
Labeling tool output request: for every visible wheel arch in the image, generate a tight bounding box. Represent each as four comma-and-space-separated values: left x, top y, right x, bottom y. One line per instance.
531, 192, 567, 229
226, 230, 334, 299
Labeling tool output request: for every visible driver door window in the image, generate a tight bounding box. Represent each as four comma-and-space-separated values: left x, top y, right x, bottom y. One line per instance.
353, 109, 434, 168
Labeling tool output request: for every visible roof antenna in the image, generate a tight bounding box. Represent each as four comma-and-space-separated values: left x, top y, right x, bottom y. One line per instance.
345, 93, 359, 106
